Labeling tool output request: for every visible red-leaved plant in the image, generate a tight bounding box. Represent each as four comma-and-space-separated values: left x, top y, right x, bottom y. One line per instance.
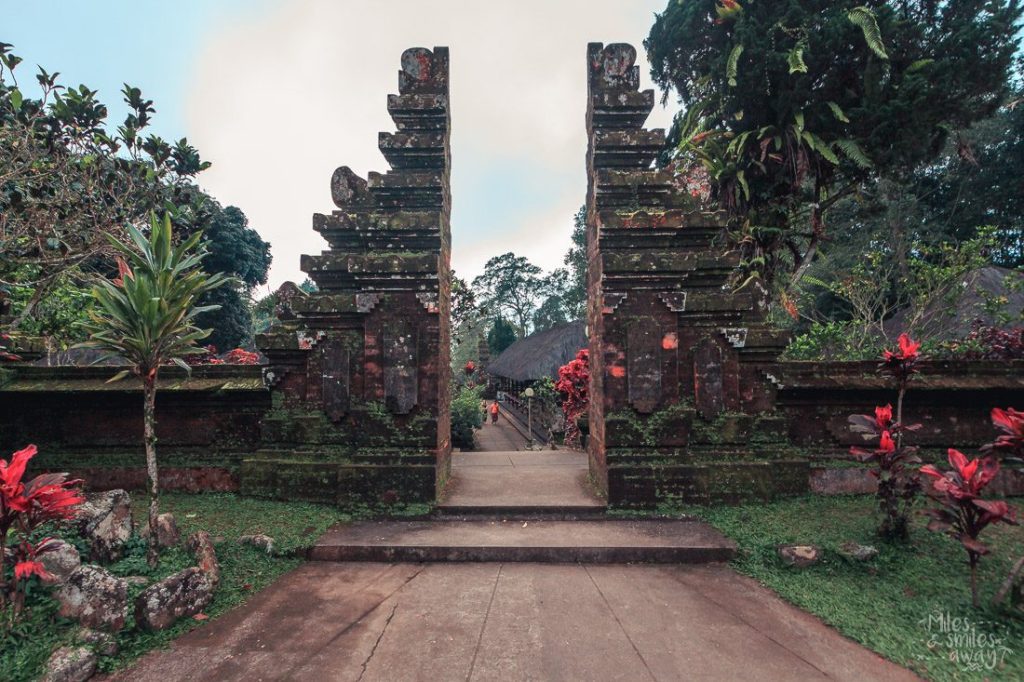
0, 333, 20, 362
555, 349, 589, 450
849, 334, 924, 540
921, 449, 1017, 607
464, 361, 476, 376
849, 404, 922, 540
984, 407, 1024, 462
0, 445, 84, 615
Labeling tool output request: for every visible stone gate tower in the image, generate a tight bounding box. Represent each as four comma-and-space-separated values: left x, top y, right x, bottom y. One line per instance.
586, 43, 806, 506
248, 47, 452, 506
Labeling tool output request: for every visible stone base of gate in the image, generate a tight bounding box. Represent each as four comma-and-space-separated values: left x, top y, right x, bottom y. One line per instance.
607, 459, 810, 508
240, 458, 437, 507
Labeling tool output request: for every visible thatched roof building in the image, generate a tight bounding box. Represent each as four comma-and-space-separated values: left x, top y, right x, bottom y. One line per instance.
488, 321, 587, 384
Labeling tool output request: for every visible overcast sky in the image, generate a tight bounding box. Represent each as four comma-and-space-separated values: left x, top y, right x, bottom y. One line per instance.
4, 0, 678, 295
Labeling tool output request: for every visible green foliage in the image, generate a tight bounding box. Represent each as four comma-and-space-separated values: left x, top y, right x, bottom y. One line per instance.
77, 214, 229, 373
0, 42, 212, 329
451, 385, 484, 449
487, 316, 518, 356
472, 253, 544, 338
783, 321, 880, 360
645, 0, 1022, 294
622, 495, 1024, 680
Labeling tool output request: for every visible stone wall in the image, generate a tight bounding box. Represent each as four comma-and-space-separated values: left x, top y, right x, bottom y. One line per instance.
0, 364, 268, 491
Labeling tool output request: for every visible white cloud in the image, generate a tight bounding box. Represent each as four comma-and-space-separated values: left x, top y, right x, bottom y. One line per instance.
186, 0, 677, 288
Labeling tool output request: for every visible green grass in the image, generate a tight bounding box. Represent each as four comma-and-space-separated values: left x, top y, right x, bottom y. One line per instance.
655, 495, 1024, 681
1, 492, 355, 682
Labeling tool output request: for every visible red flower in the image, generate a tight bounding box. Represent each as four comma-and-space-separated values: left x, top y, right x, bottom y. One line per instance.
464, 361, 476, 375
881, 333, 922, 382
0, 444, 35, 512
879, 431, 896, 453
14, 560, 48, 581
875, 404, 893, 431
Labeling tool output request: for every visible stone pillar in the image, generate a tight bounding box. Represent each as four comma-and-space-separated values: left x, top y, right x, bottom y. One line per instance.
585, 43, 801, 507
249, 47, 452, 506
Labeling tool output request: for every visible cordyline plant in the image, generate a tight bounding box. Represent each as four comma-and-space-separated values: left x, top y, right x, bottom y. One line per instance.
848, 333, 923, 540
0, 332, 19, 361
555, 349, 589, 450
77, 213, 227, 567
982, 406, 1024, 606
0, 445, 84, 617
921, 449, 1017, 608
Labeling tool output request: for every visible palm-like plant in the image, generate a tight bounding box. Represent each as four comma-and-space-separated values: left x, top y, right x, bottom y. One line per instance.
78, 213, 228, 566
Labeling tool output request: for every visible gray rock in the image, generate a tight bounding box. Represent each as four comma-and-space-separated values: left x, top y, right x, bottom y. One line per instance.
187, 531, 220, 588
239, 533, 275, 554
777, 544, 821, 568
141, 512, 181, 549
838, 541, 879, 562
75, 627, 119, 656
55, 565, 129, 632
40, 539, 81, 584
134, 567, 214, 631
75, 490, 133, 562
41, 646, 97, 682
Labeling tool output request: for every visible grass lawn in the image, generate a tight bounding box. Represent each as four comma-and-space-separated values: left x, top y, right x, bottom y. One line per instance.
1, 492, 362, 682
676, 495, 1024, 681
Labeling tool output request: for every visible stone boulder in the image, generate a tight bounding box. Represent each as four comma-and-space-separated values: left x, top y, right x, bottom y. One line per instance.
134, 567, 214, 631
41, 646, 97, 682
76, 490, 133, 562
239, 533, 275, 554
187, 531, 220, 588
777, 544, 821, 568
76, 628, 119, 656
838, 541, 879, 562
55, 565, 129, 632
140, 512, 181, 549
40, 539, 81, 584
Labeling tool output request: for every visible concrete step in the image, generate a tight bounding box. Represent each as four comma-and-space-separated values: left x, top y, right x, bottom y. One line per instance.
434, 505, 607, 520
308, 518, 736, 564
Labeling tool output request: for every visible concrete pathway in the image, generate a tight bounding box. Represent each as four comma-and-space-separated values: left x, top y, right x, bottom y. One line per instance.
110, 562, 918, 682
440, 450, 603, 514
473, 412, 529, 451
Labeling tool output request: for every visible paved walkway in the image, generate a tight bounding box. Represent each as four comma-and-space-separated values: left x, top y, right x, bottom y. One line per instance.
440, 450, 602, 513
111, 561, 917, 681
473, 412, 529, 451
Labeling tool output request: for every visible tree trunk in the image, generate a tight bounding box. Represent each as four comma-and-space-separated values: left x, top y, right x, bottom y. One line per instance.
143, 372, 160, 568
970, 555, 980, 608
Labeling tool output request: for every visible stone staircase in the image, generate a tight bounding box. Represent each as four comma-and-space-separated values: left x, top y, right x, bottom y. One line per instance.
309, 450, 737, 564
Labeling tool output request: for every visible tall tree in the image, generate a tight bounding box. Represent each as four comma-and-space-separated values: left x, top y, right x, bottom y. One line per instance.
472, 253, 544, 337
79, 214, 228, 567
646, 1, 1022, 296
0, 42, 211, 326
562, 206, 588, 321
487, 316, 518, 356
192, 203, 271, 350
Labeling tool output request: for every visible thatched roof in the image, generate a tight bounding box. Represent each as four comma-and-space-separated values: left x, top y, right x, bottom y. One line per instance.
885, 266, 1024, 340
487, 321, 587, 383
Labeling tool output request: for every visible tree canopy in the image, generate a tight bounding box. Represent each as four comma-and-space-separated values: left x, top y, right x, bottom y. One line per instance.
646, 0, 1022, 292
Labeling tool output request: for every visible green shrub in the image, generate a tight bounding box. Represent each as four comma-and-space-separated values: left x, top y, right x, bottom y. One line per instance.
451, 385, 483, 449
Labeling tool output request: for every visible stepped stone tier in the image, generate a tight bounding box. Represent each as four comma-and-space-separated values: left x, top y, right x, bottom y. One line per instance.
250, 47, 452, 506
585, 43, 802, 506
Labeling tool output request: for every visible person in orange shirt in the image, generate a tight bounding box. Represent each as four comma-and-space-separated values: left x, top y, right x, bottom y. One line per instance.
489, 401, 499, 424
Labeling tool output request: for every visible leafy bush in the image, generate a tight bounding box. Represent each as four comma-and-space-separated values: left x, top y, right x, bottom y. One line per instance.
0, 444, 84, 617
783, 321, 879, 360
921, 450, 1017, 607
847, 334, 923, 540
943, 322, 1024, 360
451, 385, 483, 449
555, 349, 589, 449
